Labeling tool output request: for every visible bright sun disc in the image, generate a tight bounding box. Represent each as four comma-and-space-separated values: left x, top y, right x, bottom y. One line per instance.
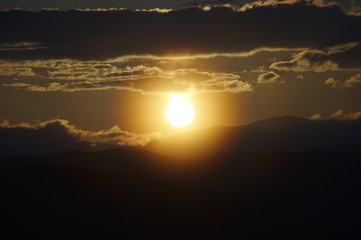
165, 95, 194, 128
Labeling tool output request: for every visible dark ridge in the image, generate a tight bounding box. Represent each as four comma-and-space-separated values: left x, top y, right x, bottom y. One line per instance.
248, 116, 309, 127
1, 149, 361, 238
146, 116, 361, 158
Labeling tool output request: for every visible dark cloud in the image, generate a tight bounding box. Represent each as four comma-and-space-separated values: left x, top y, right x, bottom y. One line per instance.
0, 0, 360, 12
0, 119, 161, 157
0, 0, 187, 11
181, 0, 238, 7
0, 3, 360, 60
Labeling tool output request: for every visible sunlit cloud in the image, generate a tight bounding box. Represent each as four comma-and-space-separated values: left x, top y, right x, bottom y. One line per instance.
309, 113, 322, 120
270, 42, 361, 72
1, 41, 360, 94
344, 73, 361, 87
324, 77, 342, 88
0, 58, 251, 94
325, 73, 361, 88
2, 82, 31, 88
183, 0, 354, 14
0, 119, 162, 157
0, 66, 35, 77
271, 51, 337, 73
310, 109, 361, 120
257, 71, 280, 84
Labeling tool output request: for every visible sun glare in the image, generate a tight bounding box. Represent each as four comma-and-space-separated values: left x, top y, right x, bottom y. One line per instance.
165, 94, 195, 128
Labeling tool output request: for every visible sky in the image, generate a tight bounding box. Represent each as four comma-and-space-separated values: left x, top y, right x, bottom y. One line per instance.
0, 0, 361, 153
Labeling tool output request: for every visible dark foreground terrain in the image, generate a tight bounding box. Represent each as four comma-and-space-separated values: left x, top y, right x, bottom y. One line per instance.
1, 149, 361, 239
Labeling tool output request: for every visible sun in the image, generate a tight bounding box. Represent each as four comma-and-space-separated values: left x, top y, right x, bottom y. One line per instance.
165, 94, 195, 128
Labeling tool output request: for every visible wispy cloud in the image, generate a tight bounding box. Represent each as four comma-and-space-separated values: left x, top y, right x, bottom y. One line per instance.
0, 42, 46, 51
2, 41, 360, 94
257, 71, 280, 84
270, 42, 361, 72
1, 59, 252, 94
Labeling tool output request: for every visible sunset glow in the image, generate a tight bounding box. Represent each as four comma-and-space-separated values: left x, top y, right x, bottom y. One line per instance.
165, 94, 195, 128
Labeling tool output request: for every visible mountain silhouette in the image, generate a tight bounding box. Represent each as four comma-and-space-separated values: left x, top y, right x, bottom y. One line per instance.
146, 116, 361, 158
1, 148, 361, 239
1, 117, 361, 238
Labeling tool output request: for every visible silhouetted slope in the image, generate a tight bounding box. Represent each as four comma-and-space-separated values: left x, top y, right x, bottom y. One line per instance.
1, 149, 361, 239
147, 117, 361, 158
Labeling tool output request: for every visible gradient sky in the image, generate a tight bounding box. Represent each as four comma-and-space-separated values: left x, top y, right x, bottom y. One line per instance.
0, 0, 360, 151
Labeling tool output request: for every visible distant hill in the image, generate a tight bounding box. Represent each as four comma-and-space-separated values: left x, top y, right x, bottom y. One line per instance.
146, 116, 361, 158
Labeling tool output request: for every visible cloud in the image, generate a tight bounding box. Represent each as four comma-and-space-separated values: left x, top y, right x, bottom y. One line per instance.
2, 82, 31, 88
0, 42, 46, 51
340, 111, 361, 120
0, 3, 360, 60
343, 73, 361, 87
309, 113, 322, 120
0, 43, 358, 93
257, 71, 280, 83
1, 60, 251, 93
325, 73, 361, 88
0, 64, 36, 76
181, 0, 239, 8
329, 109, 344, 119
270, 55, 338, 72
324, 77, 342, 88
310, 109, 361, 120
183, 0, 348, 12
0, 119, 162, 157
270, 42, 361, 72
